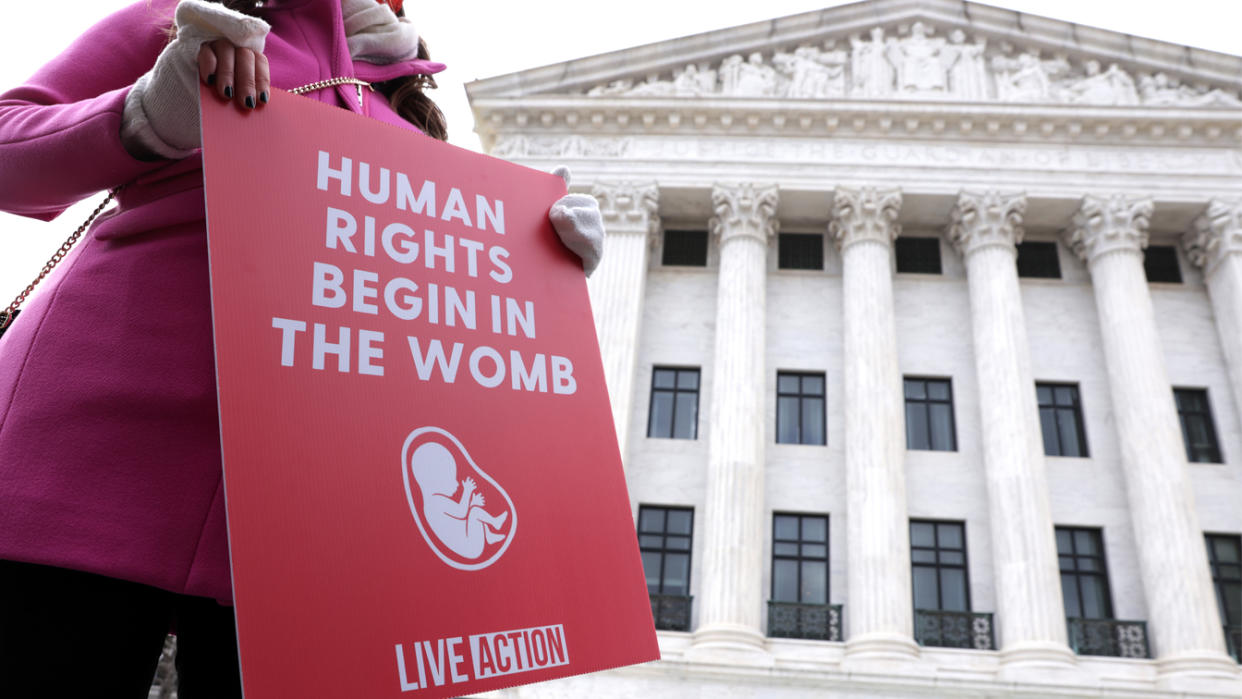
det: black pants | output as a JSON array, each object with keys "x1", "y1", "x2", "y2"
[{"x1": 0, "y1": 559, "x2": 242, "y2": 698}]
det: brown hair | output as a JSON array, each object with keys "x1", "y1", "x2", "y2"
[{"x1": 210, "y1": 0, "x2": 447, "y2": 140}]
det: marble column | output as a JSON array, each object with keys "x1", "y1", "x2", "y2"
[
  {"x1": 1186, "y1": 200, "x2": 1242, "y2": 436},
  {"x1": 948, "y1": 192, "x2": 1074, "y2": 667},
  {"x1": 1066, "y1": 195, "x2": 1236, "y2": 677},
  {"x1": 587, "y1": 181, "x2": 660, "y2": 466},
  {"x1": 691, "y1": 183, "x2": 779, "y2": 654},
  {"x1": 830, "y1": 187, "x2": 918, "y2": 659}
]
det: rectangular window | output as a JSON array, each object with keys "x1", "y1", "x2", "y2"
[
  {"x1": 1057, "y1": 527, "x2": 1114, "y2": 619},
  {"x1": 895, "y1": 237, "x2": 942, "y2": 274},
  {"x1": 1206, "y1": 534, "x2": 1242, "y2": 631},
  {"x1": 904, "y1": 377, "x2": 957, "y2": 451},
  {"x1": 910, "y1": 520, "x2": 970, "y2": 612},
  {"x1": 1175, "y1": 388, "x2": 1223, "y2": 463},
  {"x1": 778, "y1": 233, "x2": 824, "y2": 270},
  {"x1": 1037, "y1": 383, "x2": 1089, "y2": 457},
  {"x1": 776, "y1": 372, "x2": 826, "y2": 445},
  {"x1": 771, "y1": 513, "x2": 829, "y2": 605},
  {"x1": 1017, "y1": 241, "x2": 1062, "y2": 279},
  {"x1": 1144, "y1": 245, "x2": 1183, "y2": 283},
  {"x1": 647, "y1": 367, "x2": 699, "y2": 439},
  {"x1": 639, "y1": 505, "x2": 694, "y2": 632},
  {"x1": 661, "y1": 230, "x2": 708, "y2": 266}
]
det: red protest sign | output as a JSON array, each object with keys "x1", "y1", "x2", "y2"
[{"x1": 200, "y1": 86, "x2": 658, "y2": 698}]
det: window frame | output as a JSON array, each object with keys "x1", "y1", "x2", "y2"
[
  {"x1": 637, "y1": 505, "x2": 695, "y2": 597},
  {"x1": 1174, "y1": 388, "x2": 1223, "y2": 463},
  {"x1": 909, "y1": 519, "x2": 972, "y2": 613},
  {"x1": 647, "y1": 367, "x2": 700, "y2": 440},
  {"x1": 776, "y1": 371, "x2": 827, "y2": 446},
  {"x1": 895, "y1": 236, "x2": 943, "y2": 275},
  {"x1": 1037, "y1": 382, "x2": 1090, "y2": 458},
  {"x1": 1205, "y1": 533, "x2": 1241, "y2": 628},
  {"x1": 1016, "y1": 240, "x2": 1062, "y2": 279},
  {"x1": 1057, "y1": 526, "x2": 1115, "y2": 620},
  {"x1": 661, "y1": 229, "x2": 709, "y2": 267},
  {"x1": 770, "y1": 512, "x2": 830, "y2": 605},
  {"x1": 903, "y1": 376, "x2": 958, "y2": 452},
  {"x1": 777, "y1": 233, "x2": 825, "y2": 271}
]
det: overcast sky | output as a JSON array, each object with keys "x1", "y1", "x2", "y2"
[{"x1": 2, "y1": 0, "x2": 1241, "y2": 301}]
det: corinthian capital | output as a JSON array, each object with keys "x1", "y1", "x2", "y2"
[
  {"x1": 948, "y1": 191, "x2": 1027, "y2": 258},
  {"x1": 1185, "y1": 199, "x2": 1242, "y2": 278},
  {"x1": 709, "y1": 183, "x2": 780, "y2": 245},
  {"x1": 1065, "y1": 194, "x2": 1154, "y2": 265},
  {"x1": 591, "y1": 181, "x2": 660, "y2": 243},
  {"x1": 829, "y1": 187, "x2": 902, "y2": 251}
]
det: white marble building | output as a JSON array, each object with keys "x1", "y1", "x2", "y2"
[{"x1": 467, "y1": 0, "x2": 1242, "y2": 695}]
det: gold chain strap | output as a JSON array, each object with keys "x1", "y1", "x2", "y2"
[
  {"x1": 289, "y1": 77, "x2": 373, "y2": 95},
  {"x1": 1, "y1": 187, "x2": 122, "y2": 332}
]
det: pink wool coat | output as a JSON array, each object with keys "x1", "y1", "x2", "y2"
[{"x1": 0, "y1": 0, "x2": 439, "y2": 602}]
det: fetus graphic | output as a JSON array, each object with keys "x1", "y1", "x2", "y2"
[{"x1": 401, "y1": 427, "x2": 516, "y2": 570}]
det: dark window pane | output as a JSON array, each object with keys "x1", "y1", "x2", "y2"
[
  {"x1": 1056, "y1": 529, "x2": 1072, "y2": 554},
  {"x1": 653, "y1": 370, "x2": 676, "y2": 389},
  {"x1": 911, "y1": 523, "x2": 936, "y2": 548},
  {"x1": 662, "y1": 230, "x2": 708, "y2": 266},
  {"x1": 905, "y1": 379, "x2": 927, "y2": 400},
  {"x1": 913, "y1": 567, "x2": 939, "y2": 609},
  {"x1": 929, "y1": 403, "x2": 955, "y2": 451},
  {"x1": 1040, "y1": 407, "x2": 1060, "y2": 455},
  {"x1": 667, "y1": 509, "x2": 692, "y2": 535},
  {"x1": 895, "y1": 237, "x2": 942, "y2": 274},
  {"x1": 773, "y1": 559, "x2": 798, "y2": 602},
  {"x1": 1059, "y1": 555, "x2": 1074, "y2": 571},
  {"x1": 802, "y1": 517, "x2": 826, "y2": 543},
  {"x1": 1222, "y1": 582, "x2": 1241, "y2": 621},
  {"x1": 940, "y1": 568, "x2": 968, "y2": 611},
  {"x1": 1054, "y1": 386, "x2": 1075, "y2": 405},
  {"x1": 677, "y1": 370, "x2": 699, "y2": 390},
  {"x1": 642, "y1": 551, "x2": 662, "y2": 591},
  {"x1": 778, "y1": 374, "x2": 800, "y2": 393},
  {"x1": 912, "y1": 549, "x2": 937, "y2": 563},
  {"x1": 940, "y1": 551, "x2": 965, "y2": 566},
  {"x1": 907, "y1": 403, "x2": 930, "y2": 450},
  {"x1": 774, "y1": 542, "x2": 799, "y2": 556},
  {"x1": 666, "y1": 536, "x2": 691, "y2": 551},
  {"x1": 1074, "y1": 530, "x2": 1098, "y2": 555},
  {"x1": 802, "y1": 375, "x2": 825, "y2": 395},
  {"x1": 1080, "y1": 576, "x2": 1108, "y2": 619},
  {"x1": 1144, "y1": 245, "x2": 1182, "y2": 283},
  {"x1": 1078, "y1": 558, "x2": 1099, "y2": 572},
  {"x1": 663, "y1": 553, "x2": 690, "y2": 595},
  {"x1": 640, "y1": 534, "x2": 664, "y2": 548},
  {"x1": 640, "y1": 508, "x2": 665, "y2": 533},
  {"x1": 801, "y1": 544, "x2": 827, "y2": 559},
  {"x1": 1056, "y1": 409, "x2": 1082, "y2": 457},
  {"x1": 673, "y1": 392, "x2": 698, "y2": 439},
  {"x1": 927, "y1": 381, "x2": 950, "y2": 401},
  {"x1": 801, "y1": 398, "x2": 825, "y2": 446},
  {"x1": 1214, "y1": 538, "x2": 1241, "y2": 564},
  {"x1": 648, "y1": 392, "x2": 673, "y2": 438},
  {"x1": 774, "y1": 515, "x2": 799, "y2": 540},
  {"x1": 1016, "y1": 241, "x2": 1061, "y2": 278},
  {"x1": 778, "y1": 233, "x2": 824, "y2": 270},
  {"x1": 1037, "y1": 385, "x2": 1054, "y2": 405},
  {"x1": 938, "y1": 523, "x2": 963, "y2": 549},
  {"x1": 1061, "y1": 573, "x2": 1081, "y2": 617},
  {"x1": 801, "y1": 561, "x2": 828, "y2": 604},
  {"x1": 777, "y1": 397, "x2": 800, "y2": 444}
]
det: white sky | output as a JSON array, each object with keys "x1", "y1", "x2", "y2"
[{"x1": 2, "y1": 0, "x2": 1241, "y2": 303}]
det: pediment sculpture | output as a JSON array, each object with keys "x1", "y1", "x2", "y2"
[{"x1": 583, "y1": 22, "x2": 1242, "y2": 109}]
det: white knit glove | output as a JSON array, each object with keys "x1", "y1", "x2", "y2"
[
  {"x1": 341, "y1": 0, "x2": 419, "y2": 63},
  {"x1": 121, "y1": 0, "x2": 270, "y2": 159},
  {"x1": 549, "y1": 167, "x2": 604, "y2": 277}
]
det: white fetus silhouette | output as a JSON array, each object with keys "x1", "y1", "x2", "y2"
[{"x1": 410, "y1": 441, "x2": 509, "y2": 560}]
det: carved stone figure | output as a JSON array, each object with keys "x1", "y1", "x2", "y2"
[
  {"x1": 720, "y1": 52, "x2": 778, "y2": 97},
  {"x1": 673, "y1": 63, "x2": 718, "y2": 96},
  {"x1": 587, "y1": 79, "x2": 633, "y2": 97},
  {"x1": 1065, "y1": 60, "x2": 1138, "y2": 106},
  {"x1": 773, "y1": 44, "x2": 847, "y2": 98},
  {"x1": 945, "y1": 30, "x2": 988, "y2": 100},
  {"x1": 1139, "y1": 72, "x2": 1242, "y2": 108},
  {"x1": 993, "y1": 53, "x2": 1051, "y2": 103},
  {"x1": 851, "y1": 27, "x2": 894, "y2": 97},
  {"x1": 885, "y1": 22, "x2": 951, "y2": 95}
]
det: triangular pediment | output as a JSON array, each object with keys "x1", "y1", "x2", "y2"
[{"x1": 467, "y1": 0, "x2": 1242, "y2": 110}]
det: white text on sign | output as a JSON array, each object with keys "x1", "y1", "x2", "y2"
[{"x1": 394, "y1": 624, "x2": 569, "y2": 692}]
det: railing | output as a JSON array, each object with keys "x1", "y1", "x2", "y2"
[
  {"x1": 649, "y1": 593, "x2": 692, "y2": 632},
  {"x1": 767, "y1": 601, "x2": 843, "y2": 641},
  {"x1": 1067, "y1": 618, "x2": 1150, "y2": 658},
  {"x1": 914, "y1": 609, "x2": 995, "y2": 650},
  {"x1": 1227, "y1": 624, "x2": 1241, "y2": 663}
]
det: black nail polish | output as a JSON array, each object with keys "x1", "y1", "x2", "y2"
[
  {"x1": 259, "y1": 91, "x2": 269, "y2": 104},
  {"x1": 224, "y1": 85, "x2": 233, "y2": 99},
  {"x1": 206, "y1": 73, "x2": 216, "y2": 86},
  {"x1": 245, "y1": 95, "x2": 255, "y2": 109}
]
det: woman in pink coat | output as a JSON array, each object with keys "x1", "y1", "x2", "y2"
[{"x1": 0, "y1": 1, "x2": 601, "y2": 696}]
